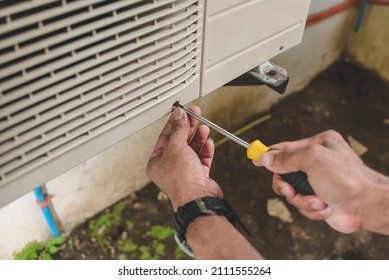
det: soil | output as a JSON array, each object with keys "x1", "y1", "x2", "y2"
[{"x1": 55, "y1": 59, "x2": 389, "y2": 260}]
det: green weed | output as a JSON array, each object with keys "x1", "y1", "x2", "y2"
[
  {"x1": 121, "y1": 239, "x2": 138, "y2": 253},
  {"x1": 116, "y1": 225, "x2": 174, "y2": 260},
  {"x1": 150, "y1": 225, "x2": 174, "y2": 240},
  {"x1": 139, "y1": 245, "x2": 154, "y2": 260},
  {"x1": 152, "y1": 240, "x2": 165, "y2": 256},
  {"x1": 14, "y1": 237, "x2": 64, "y2": 260},
  {"x1": 175, "y1": 247, "x2": 186, "y2": 260},
  {"x1": 89, "y1": 202, "x2": 125, "y2": 251},
  {"x1": 135, "y1": 226, "x2": 174, "y2": 259}
]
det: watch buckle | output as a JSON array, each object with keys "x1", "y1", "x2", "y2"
[{"x1": 195, "y1": 198, "x2": 215, "y2": 215}]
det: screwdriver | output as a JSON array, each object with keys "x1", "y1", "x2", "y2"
[{"x1": 173, "y1": 102, "x2": 314, "y2": 195}]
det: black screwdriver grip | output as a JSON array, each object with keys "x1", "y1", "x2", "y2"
[{"x1": 280, "y1": 171, "x2": 314, "y2": 195}]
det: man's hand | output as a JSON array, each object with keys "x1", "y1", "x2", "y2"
[
  {"x1": 253, "y1": 130, "x2": 389, "y2": 234},
  {"x1": 146, "y1": 106, "x2": 223, "y2": 210},
  {"x1": 147, "y1": 106, "x2": 261, "y2": 259}
]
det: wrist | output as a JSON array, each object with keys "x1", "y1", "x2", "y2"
[
  {"x1": 169, "y1": 180, "x2": 222, "y2": 211},
  {"x1": 186, "y1": 215, "x2": 262, "y2": 259},
  {"x1": 359, "y1": 170, "x2": 389, "y2": 234},
  {"x1": 171, "y1": 196, "x2": 252, "y2": 258}
]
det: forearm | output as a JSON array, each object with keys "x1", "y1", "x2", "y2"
[
  {"x1": 186, "y1": 215, "x2": 263, "y2": 260},
  {"x1": 360, "y1": 171, "x2": 389, "y2": 235}
]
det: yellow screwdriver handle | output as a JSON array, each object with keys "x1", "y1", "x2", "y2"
[
  {"x1": 247, "y1": 140, "x2": 269, "y2": 160},
  {"x1": 246, "y1": 140, "x2": 314, "y2": 195}
]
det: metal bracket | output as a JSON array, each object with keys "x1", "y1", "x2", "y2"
[
  {"x1": 224, "y1": 61, "x2": 289, "y2": 94},
  {"x1": 249, "y1": 61, "x2": 288, "y2": 87}
]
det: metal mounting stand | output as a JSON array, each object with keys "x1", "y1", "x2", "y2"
[{"x1": 224, "y1": 61, "x2": 289, "y2": 94}]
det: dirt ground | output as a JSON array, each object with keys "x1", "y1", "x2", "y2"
[{"x1": 55, "y1": 59, "x2": 389, "y2": 260}]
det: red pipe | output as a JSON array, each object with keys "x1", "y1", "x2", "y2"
[
  {"x1": 306, "y1": 0, "x2": 389, "y2": 28},
  {"x1": 358, "y1": 0, "x2": 389, "y2": 4}
]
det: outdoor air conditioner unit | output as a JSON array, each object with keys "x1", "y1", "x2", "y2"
[{"x1": 0, "y1": 0, "x2": 311, "y2": 207}]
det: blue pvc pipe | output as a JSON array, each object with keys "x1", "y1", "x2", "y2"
[
  {"x1": 34, "y1": 186, "x2": 61, "y2": 237},
  {"x1": 354, "y1": 0, "x2": 369, "y2": 32}
]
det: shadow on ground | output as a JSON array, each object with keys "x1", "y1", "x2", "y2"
[{"x1": 54, "y1": 60, "x2": 389, "y2": 260}]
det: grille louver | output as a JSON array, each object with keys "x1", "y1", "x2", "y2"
[{"x1": 0, "y1": 0, "x2": 203, "y2": 204}]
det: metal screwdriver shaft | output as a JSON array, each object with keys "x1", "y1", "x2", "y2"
[
  {"x1": 173, "y1": 102, "x2": 250, "y2": 149},
  {"x1": 172, "y1": 101, "x2": 315, "y2": 195}
]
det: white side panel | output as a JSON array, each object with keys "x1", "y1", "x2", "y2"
[
  {"x1": 207, "y1": 0, "x2": 250, "y2": 15},
  {"x1": 201, "y1": 0, "x2": 311, "y2": 95}
]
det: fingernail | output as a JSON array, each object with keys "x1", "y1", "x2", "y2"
[
  {"x1": 173, "y1": 108, "x2": 184, "y2": 121},
  {"x1": 279, "y1": 183, "x2": 294, "y2": 197},
  {"x1": 319, "y1": 207, "x2": 331, "y2": 219},
  {"x1": 260, "y1": 153, "x2": 273, "y2": 167},
  {"x1": 310, "y1": 200, "x2": 324, "y2": 210},
  {"x1": 279, "y1": 185, "x2": 289, "y2": 197}
]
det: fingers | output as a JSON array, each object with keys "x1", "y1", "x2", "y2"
[
  {"x1": 200, "y1": 139, "x2": 214, "y2": 177},
  {"x1": 150, "y1": 113, "x2": 174, "y2": 158},
  {"x1": 259, "y1": 144, "x2": 328, "y2": 175},
  {"x1": 269, "y1": 136, "x2": 314, "y2": 151},
  {"x1": 298, "y1": 207, "x2": 331, "y2": 221},
  {"x1": 253, "y1": 130, "x2": 345, "y2": 170},
  {"x1": 190, "y1": 124, "x2": 210, "y2": 154},
  {"x1": 188, "y1": 105, "x2": 201, "y2": 141},
  {"x1": 151, "y1": 107, "x2": 191, "y2": 157},
  {"x1": 168, "y1": 107, "x2": 190, "y2": 148},
  {"x1": 285, "y1": 195, "x2": 330, "y2": 220},
  {"x1": 270, "y1": 130, "x2": 345, "y2": 150},
  {"x1": 285, "y1": 194, "x2": 327, "y2": 212},
  {"x1": 271, "y1": 174, "x2": 296, "y2": 198},
  {"x1": 188, "y1": 122, "x2": 214, "y2": 176},
  {"x1": 271, "y1": 173, "x2": 330, "y2": 220},
  {"x1": 252, "y1": 139, "x2": 315, "y2": 169}
]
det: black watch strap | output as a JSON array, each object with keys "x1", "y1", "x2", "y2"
[{"x1": 171, "y1": 196, "x2": 250, "y2": 257}]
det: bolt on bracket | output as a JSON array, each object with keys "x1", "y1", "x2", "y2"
[
  {"x1": 224, "y1": 61, "x2": 289, "y2": 94},
  {"x1": 249, "y1": 61, "x2": 288, "y2": 87}
]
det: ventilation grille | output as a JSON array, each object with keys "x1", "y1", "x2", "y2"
[{"x1": 0, "y1": 0, "x2": 202, "y2": 189}]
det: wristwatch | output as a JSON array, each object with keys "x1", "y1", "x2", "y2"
[{"x1": 171, "y1": 196, "x2": 250, "y2": 257}]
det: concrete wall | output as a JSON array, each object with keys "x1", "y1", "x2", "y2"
[
  {"x1": 0, "y1": 2, "x2": 355, "y2": 259},
  {"x1": 346, "y1": 5, "x2": 389, "y2": 81}
]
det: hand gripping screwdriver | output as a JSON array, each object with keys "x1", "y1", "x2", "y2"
[{"x1": 173, "y1": 102, "x2": 314, "y2": 195}]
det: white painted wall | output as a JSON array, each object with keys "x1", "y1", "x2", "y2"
[{"x1": 0, "y1": 1, "x2": 355, "y2": 259}]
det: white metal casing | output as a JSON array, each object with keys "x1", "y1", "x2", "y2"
[
  {"x1": 0, "y1": 0, "x2": 310, "y2": 207},
  {"x1": 202, "y1": 0, "x2": 311, "y2": 94}
]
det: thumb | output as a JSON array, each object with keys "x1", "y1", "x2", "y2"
[
  {"x1": 259, "y1": 150, "x2": 302, "y2": 174},
  {"x1": 169, "y1": 107, "x2": 190, "y2": 146}
]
